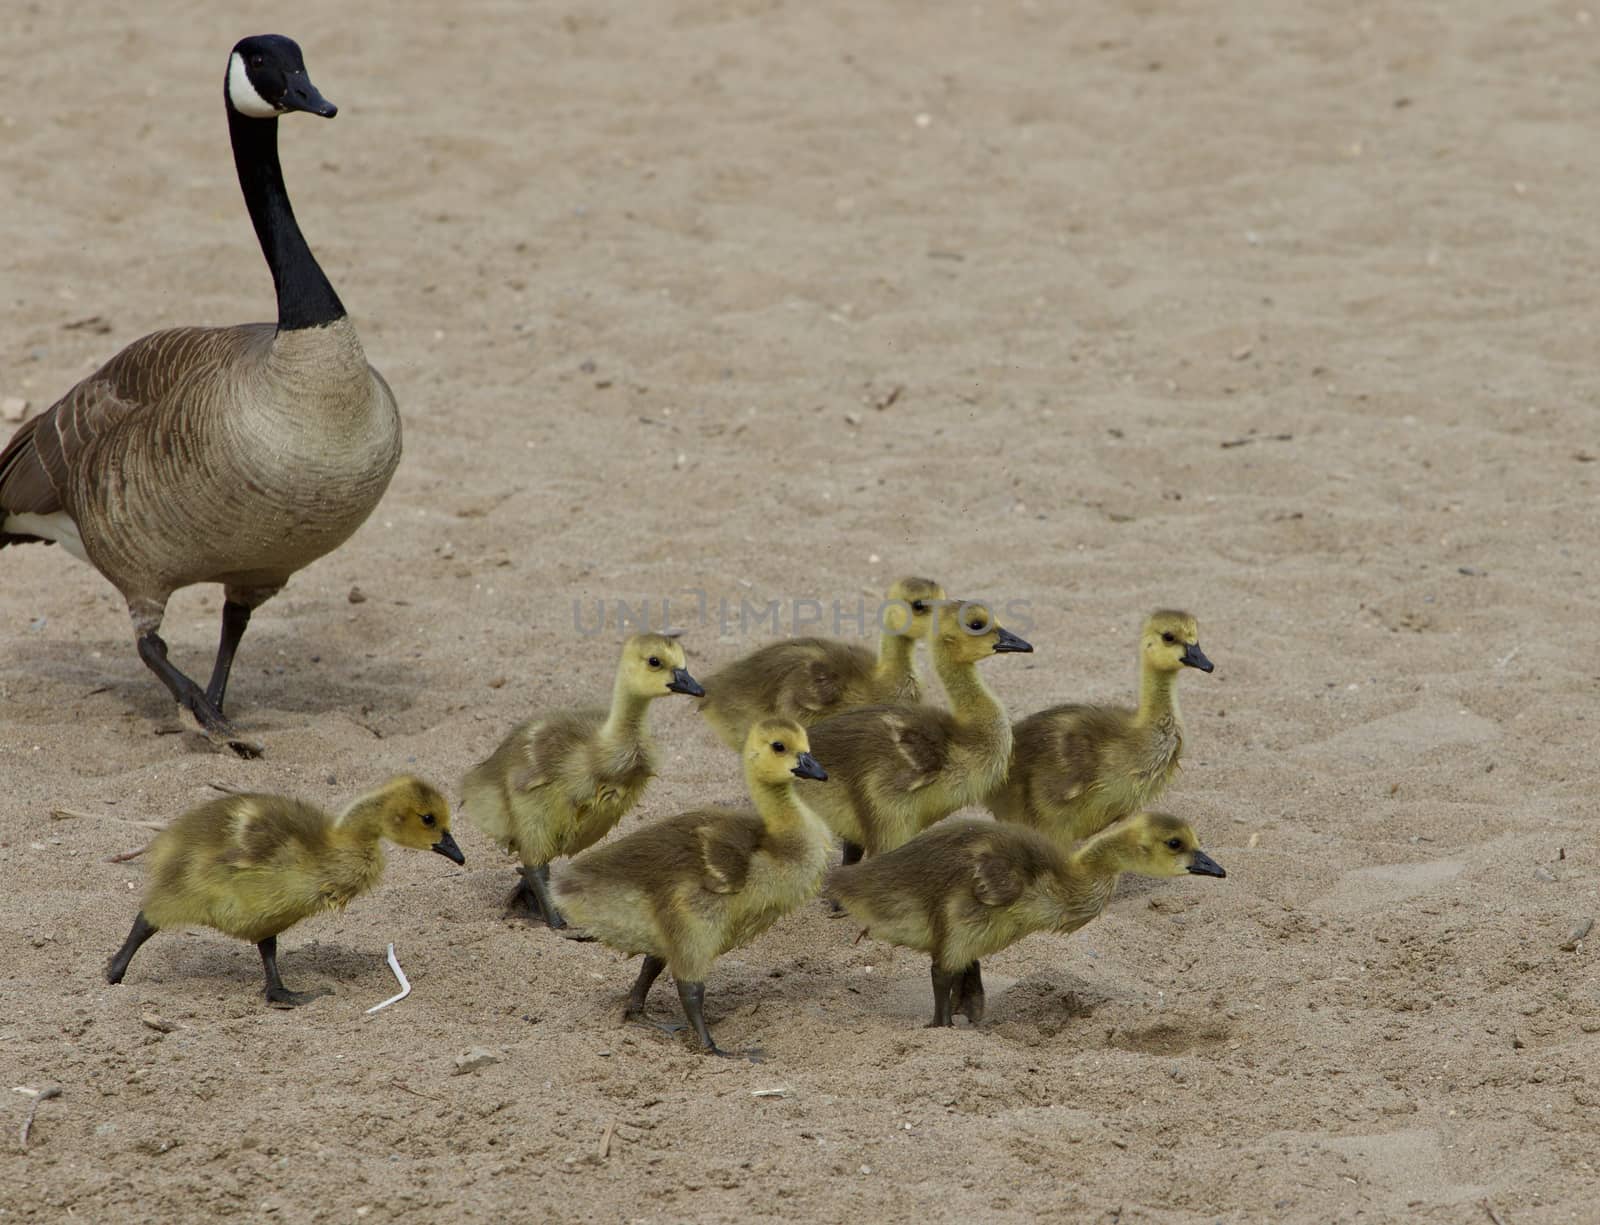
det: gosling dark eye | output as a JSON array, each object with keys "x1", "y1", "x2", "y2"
[
  {"x1": 422, "y1": 813, "x2": 437, "y2": 828},
  {"x1": 910, "y1": 600, "x2": 928, "y2": 614},
  {"x1": 1165, "y1": 837, "x2": 1183, "y2": 851},
  {"x1": 647, "y1": 656, "x2": 661, "y2": 669},
  {"x1": 771, "y1": 740, "x2": 786, "y2": 754},
  {"x1": 968, "y1": 620, "x2": 984, "y2": 631},
  {"x1": 1161, "y1": 632, "x2": 1176, "y2": 644}
]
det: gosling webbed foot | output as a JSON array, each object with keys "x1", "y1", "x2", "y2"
[
  {"x1": 256, "y1": 936, "x2": 322, "y2": 1008},
  {"x1": 265, "y1": 986, "x2": 326, "y2": 1009}
]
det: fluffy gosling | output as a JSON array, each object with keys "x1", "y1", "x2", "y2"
[
  {"x1": 828, "y1": 811, "x2": 1225, "y2": 1027},
  {"x1": 105, "y1": 776, "x2": 462, "y2": 1006}
]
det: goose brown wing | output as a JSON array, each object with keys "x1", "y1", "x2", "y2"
[
  {"x1": 1, "y1": 325, "x2": 270, "y2": 538},
  {"x1": 695, "y1": 815, "x2": 766, "y2": 894}
]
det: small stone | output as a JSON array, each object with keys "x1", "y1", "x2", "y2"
[
  {"x1": 844, "y1": 411, "x2": 862, "y2": 427},
  {"x1": 1511, "y1": 1034, "x2": 1526, "y2": 1049},
  {"x1": 1, "y1": 396, "x2": 28, "y2": 422},
  {"x1": 1457, "y1": 566, "x2": 1487, "y2": 577},
  {"x1": 859, "y1": 1164, "x2": 872, "y2": 1175},
  {"x1": 454, "y1": 1047, "x2": 502, "y2": 1075},
  {"x1": 1559, "y1": 918, "x2": 1593, "y2": 952},
  {"x1": 140, "y1": 1013, "x2": 177, "y2": 1034},
  {"x1": 1533, "y1": 867, "x2": 1557, "y2": 883},
  {"x1": 347, "y1": 586, "x2": 368, "y2": 604}
]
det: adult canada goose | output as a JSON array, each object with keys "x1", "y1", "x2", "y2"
[
  {"x1": 105, "y1": 776, "x2": 463, "y2": 1006},
  {"x1": 552, "y1": 719, "x2": 833, "y2": 1055},
  {"x1": 987, "y1": 611, "x2": 1213, "y2": 847},
  {"x1": 461, "y1": 633, "x2": 704, "y2": 932},
  {"x1": 828, "y1": 812, "x2": 1225, "y2": 1028},
  {"x1": 0, "y1": 35, "x2": 401, "y2": 756},
  {"x1": 695, "y1": 577, "x2": 947, "y2": 750},
  {"x1": 800, "y1": 599, "x2": 1032, "y2": 864}
]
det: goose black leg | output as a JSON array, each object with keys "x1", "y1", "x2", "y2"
[
  {"x1": 136, "y1": 630, "x2": 261, "y2": 758},
  {"x1": 623, "y1": 955, "x2": 683, "y2": 1034},
  {"x1": 955, "y1": 960, "x2": 985, "y2": 1024},
  {"x1": 928, "y1": 962, "x2": 958, "y2": 1028},
  {"x1": 204, "y1": 600, "x2": 252, "y2": 713},
  {"x1": 258, "y1": 936, "x2": 321, "y2": 1007},
  {"x1": 675, "y1": 979, "x2": 731, "y2": 1055},
  {"x1": 525, "y1": 864, "x2": 567, "y2": 929},
  {"x1": 105, "y1": 912, "x2": 158, "y2": 984}
]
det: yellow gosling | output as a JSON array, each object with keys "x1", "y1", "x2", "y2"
[
  {"x1": 552, "y1": 719, "x2": 833, "y2": 1055},
  {"x1": 988, "y1": 610, "x2": 1213, "y2": 846},
  {"x1": 105, "y1": 776, "x2": 462, "y2": 1006},
  {"x1": 828, "y1": 811, "x2": 1225, "y2": 1027},
  {"x1": 696, "y1": 577, "x2": 946, "y2": 750},
  {"x1": 461, "y1": 633, "x2": 703, "y2": 931}
]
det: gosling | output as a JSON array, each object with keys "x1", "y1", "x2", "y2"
[
  {"x1": 105, "y1": 776, "x2": 463, "y2": 1006},
  {"x1": 828, "y1": 811, "x2": 1225, "y2": 1028},
  {"x1": 461, "y1": 633, "x2": 703, "y2": 931},
  {"x1": 552, "y1": 719, "x2": 833, "y2": 1055},
  {"x1": 696, "y1": 576, "x2": 946, "y2": 750},
  {"x1": 802, "y1": 599, "x2": 1031, "y2": 865},
  {"x1": 987, "y1": 610, "x2": 1213, "y2": 847}
]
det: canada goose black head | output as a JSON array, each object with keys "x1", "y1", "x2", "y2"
[
  {"x1": 929, "y1": 598, "x2": 1034, "y2": 664},
  {"x1": 227, "y1": 34, "x2": 337, "y2": 120},
  {"x1": 1142, "y1": 609, "x2": 1212, "y2": 674}
]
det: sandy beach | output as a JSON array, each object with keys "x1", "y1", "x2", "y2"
[{"x1": 2, "y1": 1, "x2": 1597, "y2": 1221}]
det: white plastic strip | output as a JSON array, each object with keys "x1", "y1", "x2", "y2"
[{"x1": 365, "y1": 943, "x2": 411, "y2": 1014}]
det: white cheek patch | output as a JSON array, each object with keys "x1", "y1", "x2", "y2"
[{"x1": 227, "y1": 52, "x2": 281, "y2": 118}]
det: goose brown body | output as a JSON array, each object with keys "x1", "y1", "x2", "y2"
[
  {"x1": 696, "y1": 577, "x2": 945, "y2": 750},
  {"x1": 552, "y1": 719, "x2": 833, "y2": 1053},
  {"x1": 105, "y1": 775, "x2": 463, "y2": 1004},
  {"x1": 827, "y1": 811, "x2": 1226, "y2": 1026},
  {"x1": 0, "y1": 321, "x2": 399, "y2": 617},
  {"x1": 986, "y1": 611, "x2": 1213, "y2": 847},
  {"x1": 799, "y1": 600, "x2": 1032, "y2": 858}
]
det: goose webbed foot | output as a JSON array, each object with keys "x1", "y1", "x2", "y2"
[
  {"x1": 138, "y1": 630, "x2": 262, "y2": 757},
  {"x1": 954, "y1": 960, "x2": 985, "y2": 1025},
  {"x1": 105, "y1": 912, "x2": 158, "y2": 984},
  {"x1": 673, "y1": 978, "x2": 760, "y2": 1058},
  {"x1": 257, "y1": 936, "x2": 324, "y2": 1008},
  {"x1": 518, "y1": 863, "x2": 587, "y2": 936}
]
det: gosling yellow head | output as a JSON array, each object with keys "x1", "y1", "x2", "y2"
[
  {"x1": 1099, "y1": 811, "x2": 1225, "y2": 879},
  {"x1": 880, "y1": 576, "x2": 948, "y2": 638},
  {"x1": 619, "y1": 632, "x2": 704, "y2": 699},
  {"x1": 929, "y1": 598, "x2": 1034, "y2": 663},
  {"x1": 1141, "y1": 610, "x2": 1212, "y2": 675},
  {"x1": 743, "y1": 718, "x2": 829, "y2": 785},
  {"x1": 352, "y1": 775, "x2": 464, "y2": 862}
]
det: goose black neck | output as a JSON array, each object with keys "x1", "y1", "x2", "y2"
[{"x1": 228, "y1": 108, "x2": 345, "y2": 331}]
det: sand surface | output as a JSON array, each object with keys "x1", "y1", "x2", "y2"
[{"x1": 3, "y1": 1, "x2": 1598, "y2": 1221}]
